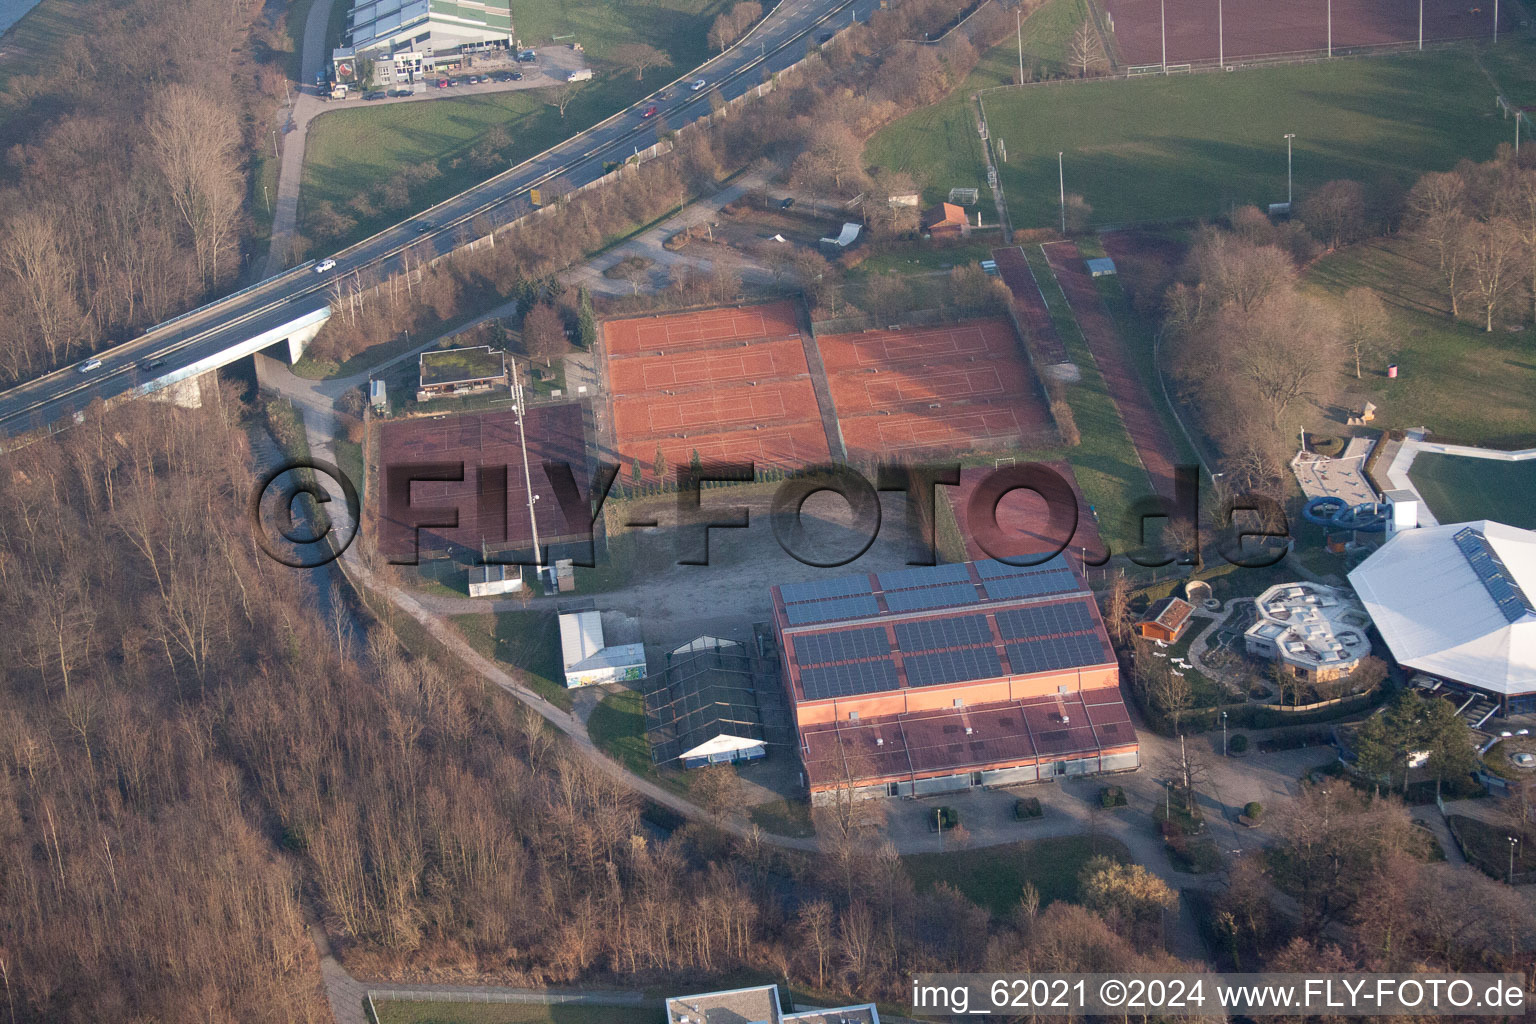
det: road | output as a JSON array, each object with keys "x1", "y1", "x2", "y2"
[{"x1": 0, "y1": 0, "x2": 872, "y2": 440}]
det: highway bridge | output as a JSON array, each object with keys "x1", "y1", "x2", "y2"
[{"x1": 0, "y1": 0, "x2": 872, "y2": 442}]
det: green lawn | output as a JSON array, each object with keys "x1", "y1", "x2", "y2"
[
  {"x1": 902, "y1": 833, "x2": 1132, "y2": 918},
  {"x1": 864, "y1": 0, "x2": 1094, "y2": 205},
  {"x1": 747, "y1": 797, "x2": 817, "y2": 838},
  {"x1": 587, "y1": 687, "x2": 653, "y2": 774},
  {"x1": 300, "y1": 0, "x2": 730, "y2": 249},
  {"x1": 371, "y1": 1000, "x2": 663, "y2": 1024},
  {"x1": 450, "y1": 610, "x2": 575, "y2": 710},
  {"x1": 978, "y1": 47, "x2": 1510, "y2": 230},
  {"x1": 1307, "y1": 239, "x2": 1536, "y2": 448},
  {"x1": 1407, "y1": 453, "x2": 1536, "y2": 530}
]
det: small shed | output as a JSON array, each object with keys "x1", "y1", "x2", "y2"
[
  {"x1": 922, "y1": 202, "x2": 968, "y2": 238},
  {"x1": 1137, "y1": 596, "x2": 1194, "y2": 643},
  {"x1": 468, "y1": 563, "x2": 523, "y2": 598},
  {"x1": 558, "y1": 609, "x2": 646, "y2": 687},
  {"x1": 417, "y1": 345, "x2": 508, "y2": 401},
  {"x1": 1086, "y1": 257, "x2": 1117, "y2": 277},
  {"x1": 368, "y1": 378, "x2": 387, "y2": 413}
]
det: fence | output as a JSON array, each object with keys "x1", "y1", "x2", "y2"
[
  {"x1": 364, "y1": 985, "x2": 655, "y2": 1024},
  {"x1": 807, "y1": 301, "x2": 1004, "y2": 337}
]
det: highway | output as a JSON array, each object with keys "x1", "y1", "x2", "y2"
[{"x1": 0, "y1": 0, "x2": 874, "y2": 440}]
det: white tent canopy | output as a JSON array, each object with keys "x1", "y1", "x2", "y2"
[{"x1": 1349, "y1": 520, "x2": 1536, "y2": 696}]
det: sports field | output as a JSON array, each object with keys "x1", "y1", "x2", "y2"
[
  {"x1": 1407, "y1": 453, "x2": 1536, "y2": 530},
  {"x1": 376, "y1": 405, "x2": 590, "y2": 560},
  {"x1": 979, "y1": 48, "x2": 1510, "y2": 228},
  {"x1": 816, "y1": 319, "x2": 1055, "y2": 462},
  {"x1": 603, "y1": 302, "x2": 831, "y2": 478},
  {"x1": 1103, "y1": 0, "x2": 1511, "y2": 66},
  {"x1": 951, "y1": 463, "x2": 1108, "y2": 564}
]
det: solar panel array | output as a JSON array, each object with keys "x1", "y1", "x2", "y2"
[
  {"x1": 780, "y1": 575, "x2": 873, "y2": 604},
  {"x1": 784, "y1": 594, "x2": 881, "y2": 625},
  {"x1": 981, "y1": 567, "x2": 1080, "y2": 601},
  {"x1": 975, "y1": 553, "x2": 1071, "y2": 578},
  {"x1": 800, "y1": 659, "x2": 900, "y2": 700},
  {"x1": 877, "y1": 563, "x2": 972, "y2": 591},
  {"x1": 793, "y1": 626, "x2": 891, "y2": 666},
  {"x1": 1006, "y1": 633, "x2": 1108, "y2": 674},
  {"x1": 905, "y1": 646, "x2": 1003, "y2": 688},
  {"x1": 1454, "y1": 527, "x2": 1536, "y2": 624},
  {"x1": 884, "y1": 581, "x2": 979, "y2": 613},
  {"x1": 996, "y1": 602, "x2": 1096, "y2": 640},
  {"x1": 895, "y1": 613, "x2": 992, "y2": 653}
]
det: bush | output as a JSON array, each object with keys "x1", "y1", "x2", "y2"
[
  {"x1": 1014, "y1": 797, "x2": 1043, "y2": 819},
  {"x1": 1243, "y1": 801, "x2": 1263, "y2": 821},
  {"x1": 1099, "y1": 786, "x2": 1127, "y2": 809},
  {"x1": 929, "y1": 806, "x2": 961, "y2": 831},
  {"x1": 1166, "y1": 834, "x2": 1223, "y2": 874},
  {"x1": 1228, "y1": 734, "x2": 1249, "y2": 754}
]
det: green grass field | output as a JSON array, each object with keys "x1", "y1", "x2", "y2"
[
  {"x1": 371, "y1": 1000, "x2": 664, "y2": 1024},
  {"x1": 902, "y1": 833, "x2": 1132, "y2": 918},
  {"x1": 863, "y1": 0, "x2": 1093, "y2": 205},
  {"x1": 587, "y1": 687, "x2": 653, "y2": 773},
  {"x1": 977, "y1": 47, "x2": 1510, "y2": 229},
  {"x1": 1307, "y1": 239, "x2": 1536, "y2": 448},
  {"x1": 300, "y1": 0, "x2": 729, "y2": 248},
  {"x1": 1406, "y1": 453, "x2": 1536, "y2": 530},
  {"x1": 450, "y1": 611, "x2": 575, "y2": 710}
]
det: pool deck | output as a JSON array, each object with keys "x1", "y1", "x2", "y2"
[{"x1": 1291, "y1": 436, "x2": 1377, "y2": 507}]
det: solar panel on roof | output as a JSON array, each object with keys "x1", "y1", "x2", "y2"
[
  {"x1": 800, "y1": 659, "x2": 900, "y2": 700},
  {"x1": 904, "y1": 646, "x2": 1003, "y2": 687},
  {"x1": 975, "y1": 553, "x2": 1071, "y2": 579},
  {"x1": 780, "y1": 574, "x2": 873, "y2": 604},
  {"x1": 877, "y1": 563, "x2": 971, "y2": 591},
  {"x1": 793, "y1": 626, "x2": 891, "y2": 666},
  {"x1": 883, "y1": 582, "x2": 978, "y2": 612},
  {"x1": 1454, "y1": 527, "x2": 1536, "y2": 624},
  {"x1": 1005, "y1": 633, "x2": 1108, "y2": 674},
  {"x1": 995, "y1": 602, "x2": 1096, "y2": 640},
  {"x1": 784, "y1": 594, "x2": 881, "y2": 625},
  {"x1": 894, "y1": 614, "x2": 993, "y2": 653},
  {"x1": 982, "y1": 569, "x2": 1079, "y2": 601}
]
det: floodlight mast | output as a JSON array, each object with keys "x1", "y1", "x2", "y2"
[{"x1": 511, "y1": 358, "x2": 543, "y2": 576}]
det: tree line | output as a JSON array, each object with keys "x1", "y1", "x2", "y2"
[{"x1": 0, "y1": 0, "x2": 286, "y2": 383}]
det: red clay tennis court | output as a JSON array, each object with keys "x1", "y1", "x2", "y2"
[
  {"x1": 1103, "y1": 0, "x2": 1511, "y2": 66},
  {"x1": 816, "y1": 318, "x2": 1054, "y2": 462},
  {"x1": 603, "y1": 301, "x2": 831, "y2": 478},
  {"x1": 951, "y1": 463, "x2": 1108, "y2": 565}
]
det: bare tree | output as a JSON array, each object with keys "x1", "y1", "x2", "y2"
[
  {"x1": 1067, "y1": 19, "x2": 1107, "y2": 77},
  {"x1": 547, "y1": 80, "x2": 575, "y2": 119},
  {"x1": 522, "y1": 300, "x2": 567, "y2": 365},
  {"x1": 1338, "y1": 286, "x2": 1390, "y2": 378},
  {"x1": 612, "y1": 43, "x2": 669, "y2": 81},
  {"x1": 1298, "y1": 179, "x2": 1366, "y2": 250},
  {"x1": 1465, "y1": 216, "x2": 1524, "y2": 331},
  {"x1": 147, "y1": 86, "x2": 243, "y2": 287}
]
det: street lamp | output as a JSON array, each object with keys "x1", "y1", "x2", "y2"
[
  {"x1": 1058, "y1": 152, "x2": 1066, "y2": 234},
  {"x1": 1327, "y1": 0, "x2": 1332, "y2": 58},
  {"x1": 1218, "y1": 0, "x2": 1224, "y2": 68},
  {"x1": 1160, "y1": 0, "x2": 1167, "y2": 73},
  {"x1": 1284, "y1": 133, "x2": 1296, "y2": 208},
  {"x1": 1222, "y1": 710, "x2": 1229, "y2": 756},
  {"x1": 1510, "y1": 835, "x2": 1520, "y2": 883}
]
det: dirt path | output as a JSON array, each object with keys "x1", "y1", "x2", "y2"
[
  {"x1": 992, "y1": 246, "x2": 1070, "y2": 366},
  {"x1": 1042, "y1": 239, "x2": 1181, "y2": 501}
]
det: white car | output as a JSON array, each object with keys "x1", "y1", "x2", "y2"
[
  {"x1": 77, "y1": 359, "x2": 103, "y2": 374},
  {"x1": 690, "y1": 78, "x2": 707, "y2": 91},
  {"x1": 315, "y1": 258, "x2": 337, "y2": 274}
]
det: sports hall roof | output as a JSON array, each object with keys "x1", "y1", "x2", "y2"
[
  {"x1": 1350, "y1": 520, "x2": 1536, "y2": 695},
  {"x1": 772, "y1": 555, "x2": 1113, "y2": 702}
]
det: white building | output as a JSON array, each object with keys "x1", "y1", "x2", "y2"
[
  {"x1": 1244, "y1": 581, "x2": 1371, "y2": 682},
  {"x1": 467, "y1": 563, "x2": 522, "y2": 597},
  {"x1": 667, "y1": 983, "x2": 878, "y2": 1024},
  {"x1": 558, "y1": 610, "x2": 645, "y2": 688},
  {"x1": 334, "y1": 0, "x2": 513, "y2": 86},
  {"x1": 1350, "y1": 520, "x2": 1536, "y2": 714}
]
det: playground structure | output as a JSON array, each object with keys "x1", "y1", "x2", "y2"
[{"x1": 1303, "y1": 496, "x2": 1388, "y2": 533}]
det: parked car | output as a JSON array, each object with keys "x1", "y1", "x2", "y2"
[
  {"x1": 447, "y1": 78, "x2": 460, "y2": 86},
  {"x1": 467, "y1": 75, "x2": 480, "y2": 84},
  {"x1": 689, "y1": 78, "x2": 707, "y2": 91},
  {"x1": 77, "y1": 359, "x2": 103, "y2": 374},
  {"x1": 517, "y1": 49, "x2": 537, "y2": 62},
  {"x1": 314, "y1": 258, "x2": 337, "y2": 273},
  {"x1": 510, "y1": 71, "x2": 523, "y2": 81},
  {"x1": 363, "y1": 91, "x2": 386, "y2": 101},
  {"x1": 780, "y1": 197, "x2": 795, "y2": 209},
  {"x1": 436, "y1": 79, "x2": 449, "y2": 88},
  {"x1": 641, "y1": 104, "x2": 659, "y2": 118}
]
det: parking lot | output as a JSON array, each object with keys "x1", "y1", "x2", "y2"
[{"x1": 323, "y1": 44, "x2": 589, "y2": 107}]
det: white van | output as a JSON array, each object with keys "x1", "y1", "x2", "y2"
[{"x1": 567, "y1": 68, "x2": 592, "y2": 82}]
